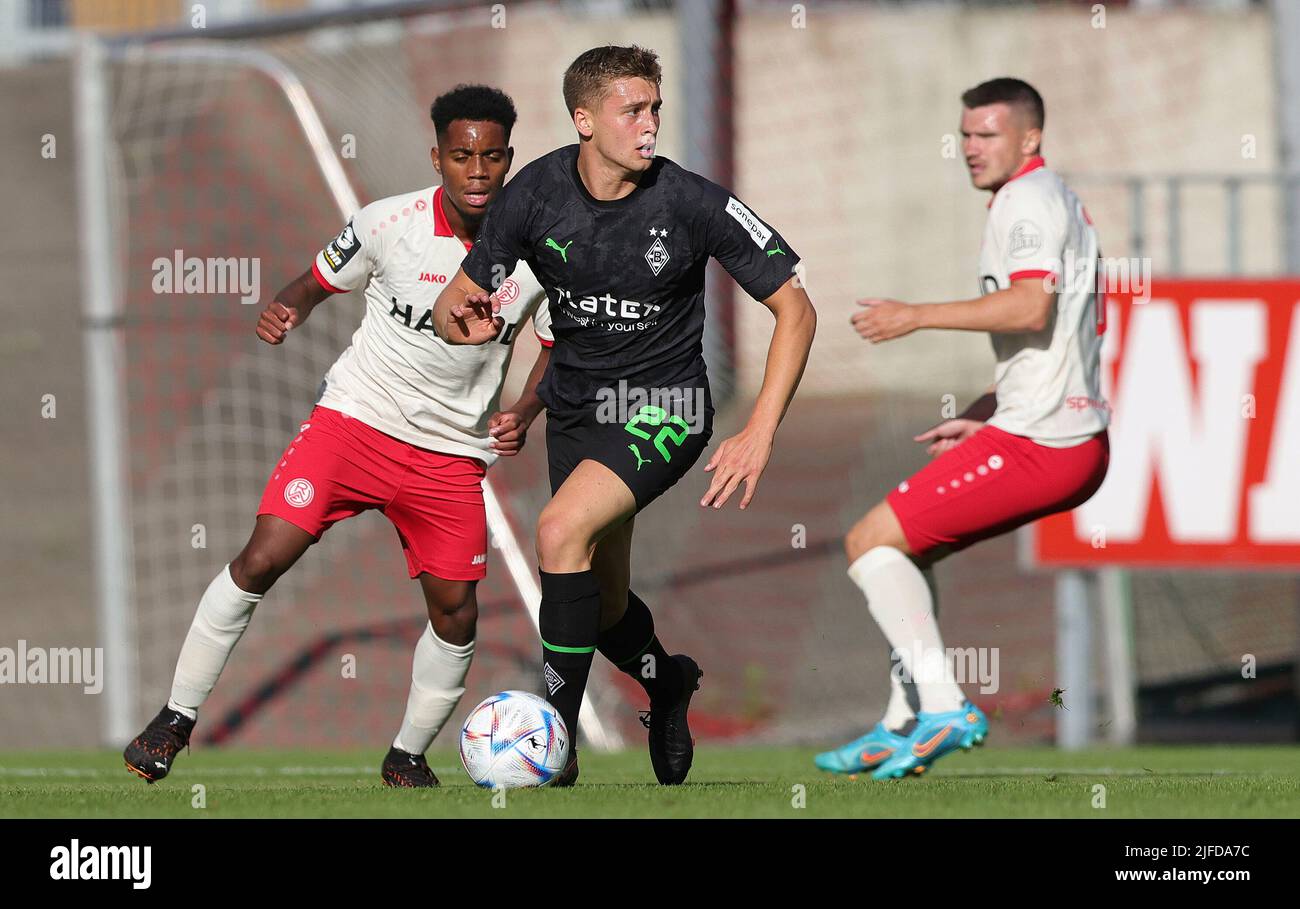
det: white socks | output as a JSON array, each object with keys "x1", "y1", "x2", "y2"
[
  {"x1": 881, "y1": 648, "x2": 920, "y2": 730},
  {"x1": 165, "y1": 565, "x2": 473, "y2": 750},
  {"x1": 848, "y1": 546, "x2": 965, "y2": 718},
  {"x1": 392, "y1": 622, "x2": 474, "y2": 755},
  {"x1": 168, "y1": 564, "x2": 263, "y2": 719}
]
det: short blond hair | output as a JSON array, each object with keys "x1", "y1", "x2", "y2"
[{"x1": 562, "y1": 45, "x2": 662, "y2": 116}]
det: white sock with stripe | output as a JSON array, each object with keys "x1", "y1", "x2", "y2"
[
  {"x1": 392, "y1": 622, "x2": 474, "y2": 755},
  {"x1": 168, "y1": 563, "x2": 263, "y2": 719},
  {"x1": 848, "y1": 546, "x2": 965, "y2": 715}
]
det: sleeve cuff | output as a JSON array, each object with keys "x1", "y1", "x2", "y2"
[
  {"x1": 743, "y1": 255, "x2": 801, "y2": 303},
  {"x1": 1008, "y1": 269, "x2": 1057, "y2": 283},
  {"x1": 535, "y1": 330, "x2": 554, "y2": 348},
  {"x1": 311, "y1": 260, "x2": 346, "y2": 294}
]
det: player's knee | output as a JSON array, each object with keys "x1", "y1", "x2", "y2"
[
  {"x1": 535, "y1": 508, "x2": 589, "y2": 570},
  {"x1": 843, "y1": 518, "x2": 873, "y2": 563},
  {"x1": 426, "y1": 583, "x2": 475, "y2": 616},
  {"x1": 427, "y1": 589, "x2": 477, "y2": 644},
  {"x1": 229, "y1": 547, "x2": 285, "y2": 595},
  {"x1": 534, "y1": 511, "x2": 564, "y2": 563},
  {"x1": 844, "y1": 504, "x2": 891, "y2": 563}
]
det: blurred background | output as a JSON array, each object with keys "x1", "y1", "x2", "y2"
[{"x1": 1, "y1": 0, "x2": 1296, "y2": 755}]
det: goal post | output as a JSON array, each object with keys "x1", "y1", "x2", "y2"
[
  {"x1": 77, "y1": 28, "x2": 623, "y2": 750},
  {"x1": 75, "y1": 33, "x2": 137, "y2": 746}
]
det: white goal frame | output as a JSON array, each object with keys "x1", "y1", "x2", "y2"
[{"x1": 75, "y1": 33, "x2": 621, "y2": 750}]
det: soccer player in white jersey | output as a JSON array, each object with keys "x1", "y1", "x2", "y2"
[
  {"x1": 815, "y1": 78, "x2": 1110, "y2": 780},
  {"x1": 124, "y1": 86, "x2": 552, "y2": 788}
]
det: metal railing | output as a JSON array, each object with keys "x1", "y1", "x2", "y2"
[{"x1": 1063, "y1": 172, "x2": 1296, "y2": 277}]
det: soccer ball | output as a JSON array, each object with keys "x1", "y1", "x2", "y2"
[{"x1": 459, "y1": 691, "x2": 570, "y2": 788}]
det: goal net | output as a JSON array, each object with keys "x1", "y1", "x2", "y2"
[{"x1": 92, "y1": 6, "x2": 660, "y2": 749}]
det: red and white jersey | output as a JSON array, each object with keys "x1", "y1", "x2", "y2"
[
  {"x1": 978, "y1": 157, "x2": 1109, "y2": 447},
  {"x1": 311, "y1": 185, "x2": 551, "y2": 465}
]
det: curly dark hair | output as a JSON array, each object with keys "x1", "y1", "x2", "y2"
[{"x1": 430, "y1": 84, "x2": 518, "y2": 142}]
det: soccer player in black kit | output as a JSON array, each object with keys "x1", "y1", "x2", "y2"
[{"x1": 433, "y1": 45, "x2": 816, "y2": 785}]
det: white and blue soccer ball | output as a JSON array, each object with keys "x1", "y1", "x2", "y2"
[{"x1": 459, "y1": 691, "x2": 570, "y2": 788}]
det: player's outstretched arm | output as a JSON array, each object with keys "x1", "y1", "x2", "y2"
[
  {"x1": 255, "y1": 269, "x2": 333, "y2": 345},
  {"x1": 853, "y1": 277, "x2": 1054, "y2": 342},
  {"x1": 488, "y1": 345, "x2": 551, "y2": 457},
  {"x1": 700, "y1": 276, "x2": 816, "y2": 510},
  {"x1": 432, "y1": 268, "x2": 504, "y2": 345}
]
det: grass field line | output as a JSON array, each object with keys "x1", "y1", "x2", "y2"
[
  {"x1": 937, "y1": 767, "x2": 1254, "y2": 777},
  {"x1": 0, "y1": 765, "x2": 416, "y2": 778},
  {"x1": 0, "y1": 764, "x2": 1262, "y2": 780}
]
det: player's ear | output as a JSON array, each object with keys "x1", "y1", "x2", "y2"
[
  {"x1": 1022, "y1": 128, "x2": 1042, "y2": 157},
  {"x1": 430, "y1": 146, "x2": 441, "y2": 175},
  {"x1": 573, "y1": 107, "x2": 594, "y2": 140},
  {"x1": 505, "y1": 145, "x2": 515, "y2": 173}
]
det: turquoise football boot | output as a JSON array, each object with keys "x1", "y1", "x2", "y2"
[
  {"x1": 814, "y1": 722, "x2": 909, "y2": 774},
  {"x1": 871, "y1": 702, "x2": 988, "y2": 780}
]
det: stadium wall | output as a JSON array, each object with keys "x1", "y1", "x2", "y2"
[
  {"x1": 0, "y1": 3, "x2": 1282, "y2": 749},
  {"x1": 732, "y1": 4, "x2": 1279, "y2": 399}
]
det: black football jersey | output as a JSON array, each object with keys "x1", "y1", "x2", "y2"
[{"x1": 462, "y1": 145, "x2": 799, "y2": 408}]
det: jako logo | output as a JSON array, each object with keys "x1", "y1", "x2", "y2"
[
  {"x1": 418, "y1": 272, "x2": 448, "y2": 284},
  {"x1": 49, "y1": 840, "x2": 151, "y2": 889}
]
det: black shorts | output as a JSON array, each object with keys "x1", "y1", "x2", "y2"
[{"x1": 545, "y1": 383, "x2": 714, "y2": 512}]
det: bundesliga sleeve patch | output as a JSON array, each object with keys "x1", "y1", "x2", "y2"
[
  {"x1": 322, "y1": 220, "x2": 361, "y2": 273},
  {"x1": 725, "y1": 197, "x2": 773, "y2": 248}
]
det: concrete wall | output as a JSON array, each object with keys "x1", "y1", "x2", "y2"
[
  {"x1": 0, "y1": 3, "x2": 1282, "y2": 748},
  {"x1": 731, "y1": 5, "x2": 1278, "y2": 398}
]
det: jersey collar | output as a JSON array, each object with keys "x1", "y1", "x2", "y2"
[
  {"x1": 433, "y1": 186, "x2": 473, "y2": 250},
  {"x1": 987, "y1": 155, "x2": 1046, "y2": 208},
  {"x1": 568, "y1": 144, "x2": 655, "y2": 210}
]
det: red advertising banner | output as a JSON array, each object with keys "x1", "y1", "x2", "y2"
[{"x1": 1031, "y1": 280, "x2": 1300, "y2": 568}]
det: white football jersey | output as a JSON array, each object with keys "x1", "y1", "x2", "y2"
[
  {"x1": 311, "y1": 185, "x2": 551, "y2": 465},
  {"x1": 977, "y1": 157, "x2": 1109, "y2": 447}
]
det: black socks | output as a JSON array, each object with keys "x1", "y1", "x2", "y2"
[
  {"x1": 598, "y1": 590, "x2": 684, "y2": 705},
  {"x1": 538, "y1": 569, "x2": 602, "y2": 740}
]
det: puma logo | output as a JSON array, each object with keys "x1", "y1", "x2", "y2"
[
  {"x1": 628, "y1": 443, "x2": 651, "y2": 471},
  {"x1": 545, "y1": 237, "x2": 573, "y2": 262}
]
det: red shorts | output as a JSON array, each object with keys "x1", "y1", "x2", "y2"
[
  {"x1": 886, "y1": 425, "x2": 1109, "y2": 558},
  {"x1": 257, "y1": 405, "x2": 488, "y2": 580}
]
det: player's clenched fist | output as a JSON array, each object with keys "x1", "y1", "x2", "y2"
[
  {"x1": 852, "y1": 297, "x2": 921, "y2": 343},
  {"x1": 256, "y1": 301, "x2": 299, "y2": 345},
  {"x1": 448, "y1": 291, "x2": 505, "y2": 345},
  {"x1": 487, "y1": 410, "x2": 528, "y2": 456}
]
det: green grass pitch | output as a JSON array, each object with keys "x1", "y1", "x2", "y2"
[{"x1": 3, "y1": 745, "x2": 1299, "y2": 818}]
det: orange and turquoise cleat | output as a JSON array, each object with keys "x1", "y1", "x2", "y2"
[
  {"x1": 814, "y1": 722, "x2": 909, "y2": 774},
  {"x1": 871, "y1": 702, "x2": 988, "y2": 780}
]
